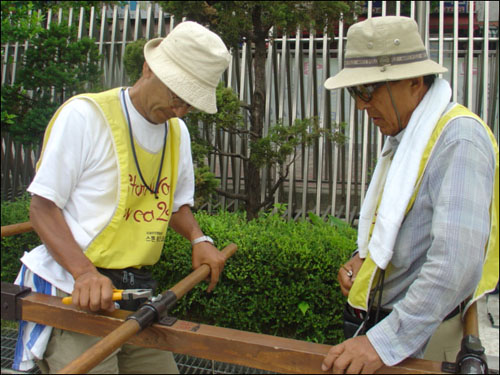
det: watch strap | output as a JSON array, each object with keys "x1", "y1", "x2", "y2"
[{"x1": 191, "y1": 235, "x2": 214, "y2": 246}]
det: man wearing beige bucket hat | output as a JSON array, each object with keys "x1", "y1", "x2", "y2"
[
  {"x1": 13, "y1": 21, "x2": 231, "y2": 373},
  {"x1": 321, "y1": 16, "x2": 498, "y2": 373}
]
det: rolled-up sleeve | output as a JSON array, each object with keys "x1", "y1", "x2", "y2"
[{"x1": 172, "y1": 119, "x2": 195, "y2": 212}]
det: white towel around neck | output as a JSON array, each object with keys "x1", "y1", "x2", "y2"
[{"x1": 357, "y1": 78, "x2": 452, "y2": 269}]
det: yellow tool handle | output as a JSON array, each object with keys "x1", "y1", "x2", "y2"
[{"x1": 62, "y1": 290, "x2": 123, "y2": 305}]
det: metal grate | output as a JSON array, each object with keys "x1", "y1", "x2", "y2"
[
  {"x1": 174, "y1": 354, "x2": 275, "y2": 374},
  {"x1": 1, "y1": 328, "x2": 275, "y2": 374},
  {"x1": 1, "y1": 328, "x2": 41, "y2": 374}
]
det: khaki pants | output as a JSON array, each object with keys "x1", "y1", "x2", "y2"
[
  {"x1": 423, "y1": 313, "x2": 463, "y2": 362},
  {"x1": 36, "y1": 288, "x2": 179, "y2": 374}
]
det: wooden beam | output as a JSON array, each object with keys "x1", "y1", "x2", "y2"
[
  {"x1": 1, "y1": 221, "x2": 33, "y2": 237},
  {"x1": 17, "y1": 292, "x2": 443, "y2": 374}
]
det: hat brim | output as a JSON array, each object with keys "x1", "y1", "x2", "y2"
[
  {"x1": 144, "y1": 38, "x2": 218, "y2": 114},
  {"x1": 324, "y1": 59, "x2": 448, "y2": 90}
]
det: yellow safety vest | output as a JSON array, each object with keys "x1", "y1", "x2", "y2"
[
  {"x1": 37, "y1": 88, "x2": 181, "y2": 269},
  {"x1": 348, "y1": 104, "x2": 499, "y2": 316}
]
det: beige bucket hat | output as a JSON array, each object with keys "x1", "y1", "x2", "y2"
[
  {"x1": 324, "y1": 16, "x2": 447, "y2": 90},
  {"x1": 144, "y1": 21, "x2": 230, "y2": 114}
]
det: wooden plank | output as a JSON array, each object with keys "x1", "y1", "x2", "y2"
[{"x1": 18, "y1": 292, "x2": 443, "y2": 374}]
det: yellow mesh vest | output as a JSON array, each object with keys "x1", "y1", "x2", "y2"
[
  {"x1": 348, "y1": 104, "x2": 499, "y2": 315},
  {"x1": 37, "y1": 88, "x2": 181, "y2": 269}
]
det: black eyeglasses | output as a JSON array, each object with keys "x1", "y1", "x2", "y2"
[
  {"x1": 168, "y1": 89, "x2": 193, "y2": 111},
  {"x1": 347, "y1": 82, "x2": 386, "y2": 103}
]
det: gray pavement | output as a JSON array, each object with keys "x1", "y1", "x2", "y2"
[{"x1": 478, "y1": 292, "x2": 499, "y2": 371}]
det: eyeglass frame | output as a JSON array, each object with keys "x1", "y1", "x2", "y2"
[
  {"x1": 347, "y1": 81, "x2": 387, "y2": 103},
  {"x1": 167, "y1": 88, "x2": 193, "y2": 111}
]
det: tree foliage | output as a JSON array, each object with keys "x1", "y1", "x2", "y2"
[
  {"x1": 1, "y1": 12, "x2": 102, "y2": 145},
  {"x1": 159, "y1": 1, "x2": 356, "y2": 48},
  {"x1": 1, "y1": 2, "x2": 44, "y2": 45},
  {"x1": 123, "y1": 39, "x2": 148, "y2": 85},
  {"x1": 158, "y1": 1, "x2": 356, "y2": 220},
  {"x1": 1, "y1": 1, "x2": 121, "y2": 45}
]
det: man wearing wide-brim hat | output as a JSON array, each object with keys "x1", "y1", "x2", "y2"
[
  {"x1": 13, "y1": 21, "x2": 231, "y2": 373},
  {"x1": 322, "y1": 16, "x2": 498, "y2": 373}
]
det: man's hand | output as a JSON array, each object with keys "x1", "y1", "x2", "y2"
[
  {"x1": 192, "y1": 242, "x2": 226, "y2": 292},
  {"x1": 71, "y1": 270, "x2": 115, "y2": 312},
  {"x1": 321, "y1": 335, "x2": 384, "y2": 374},
  {"x1": 338, "y1": 253, "x2": 364, "y2": 296},
  {"x1": 169, "y1": 205, "x2": 227, "y2": 293}
]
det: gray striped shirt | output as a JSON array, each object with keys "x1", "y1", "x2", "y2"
[{"x1": 366, "y1": 103, "x2": 496, "y2": 366}]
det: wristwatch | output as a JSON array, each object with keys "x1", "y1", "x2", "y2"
[{"x1": 191, "y1": 235, "x2": 214, "y2": 246}]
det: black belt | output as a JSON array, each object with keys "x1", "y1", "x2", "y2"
[
  {"x1": 443, "y1": 300, "x2": 467, "y2": 321},
  {"x1": 350, "y1": 300, "x2": 466, "y2": 327}
]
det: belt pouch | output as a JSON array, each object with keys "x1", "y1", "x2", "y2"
[
  {"x1": 343, "y1": 304, "x2": 365, "y2": 339},
  {"x1": 342, "y1": 304, "x2": 392, "y2": 339},
  {"x1": 96, "y1": 267, "x2": 158, "y2": 311}
]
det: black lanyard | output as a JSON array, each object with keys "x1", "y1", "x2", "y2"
[{"x1": 121, "y1": 88, "x2": 168, "y2": 199}]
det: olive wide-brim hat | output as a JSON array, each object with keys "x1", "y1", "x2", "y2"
[
  {"x1": 324, "y1": 16, "x2": 447, "y2": 90},
  {"x1": 144, "y1": 21, "x2": 230, "y2": 114}
]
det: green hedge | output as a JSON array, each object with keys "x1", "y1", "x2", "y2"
[
  {"x1": 153, "y1": 210, "x2": 355, "y2": 344},
  {"x1": 1, "y1": 194, "x2": 41, "y2": 282},
  {"x1": 2, "y1": 196, "x2": 356, "y2": 344}
]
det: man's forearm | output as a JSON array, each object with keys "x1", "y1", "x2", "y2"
[
  {"x1": 168, "y1": 204, "x2": 204, "y2": 242},
  {"x1": 30, "y1": 194, "x2": 96, "y2": 280}
]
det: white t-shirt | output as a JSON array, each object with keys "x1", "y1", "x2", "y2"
[{"x1": 20, "y1": 88, "x2": 194, "y2": 293}]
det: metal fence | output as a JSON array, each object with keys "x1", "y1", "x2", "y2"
[
  {"x1": 2, "y1": 1, "x2": 499, "y2": 223},
  {"x1": 1, "y1": 133, "x2": 38, "y2": 202}
]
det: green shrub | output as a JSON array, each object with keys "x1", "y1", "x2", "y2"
[
  {"x1": 1, "y1": 194, "x2": 41, "y2": 283},
  {"x1": 153, "y1": 210, "x2": 356, "y2": 345},
  {"x1": 3, "y1": 23, "x2": 102, "y2": 146},
  {"x1": 1, "y1": 197, "x2": 356, "y2": 344}
]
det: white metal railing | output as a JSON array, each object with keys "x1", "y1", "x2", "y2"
[{"x1": 2, "y1": 1, "x2": 499, "y2": 222}]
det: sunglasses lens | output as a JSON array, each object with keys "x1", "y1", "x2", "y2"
[{"x1": 348, "y1": 86, "x2": 371, "y2": 102}]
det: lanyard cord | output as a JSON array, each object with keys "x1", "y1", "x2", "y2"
[
  {"x1": 121, "y1": 88, "x2": 168, "y2": 199},
  {"x1": 385, "y1": 81, "x2": 403, "y2": 133}
]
